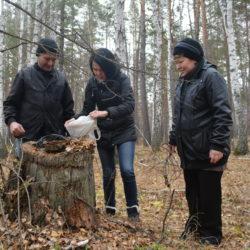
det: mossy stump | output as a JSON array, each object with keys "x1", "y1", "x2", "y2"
[{"x1": 20, "y1": 139, "x2": 96, "y2": 228}]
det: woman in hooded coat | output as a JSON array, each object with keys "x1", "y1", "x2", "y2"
[{"x1": 76, "y1": 48, "x2": 139, "y2": 220}]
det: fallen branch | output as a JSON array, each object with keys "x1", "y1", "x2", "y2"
[{"x1": 158, "y1": 189, "x2": 175, "y2": 243}]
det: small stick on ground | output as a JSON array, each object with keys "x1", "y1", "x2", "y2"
[{"x1": 158, "y1": 189, "x2": 175, "y2": 243}]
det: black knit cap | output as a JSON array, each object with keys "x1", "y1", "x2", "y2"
[
  {"x1": 89, "y1": 48, "x2": 120, "y2": 79},
  {"x1": 173, "y1": 38, "x2": 204, "y2": 62},
  {"x1": 36, "y1": 38, "x2": 59, "y2": 56}
]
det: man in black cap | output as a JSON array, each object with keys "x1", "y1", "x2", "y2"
[
  {"x1": 4, "y1": 38, "x2": 74, "y2": 142},
  {"x1": 169, "y1": 38, "x2": 232, "y2": 245}
]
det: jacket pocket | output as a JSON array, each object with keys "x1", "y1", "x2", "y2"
[{"x1": 192, "y1": 128, "x2": 210, "y2": 154}]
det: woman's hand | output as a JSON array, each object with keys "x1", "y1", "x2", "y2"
[
  {"x1": 89, "y1": 110, "x2": 108, "y2": 119},
  {"x1": 209, "y1": 149, "x2": 223, "y2": 164}
]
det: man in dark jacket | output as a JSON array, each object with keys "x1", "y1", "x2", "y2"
[
  {"x1": 169, "y1": 38, "x2": 232, "y2": 245},
  {"x1": 4, "y1": 38, "x2": 74, "y2": 142}
]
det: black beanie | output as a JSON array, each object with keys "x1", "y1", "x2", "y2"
[
  {"x1": 36, "y1": 38, "x2": 59, "y2": 56},
  {"x1": 89, "y1": 48, "x2": 120, "y2": 79},
  {"x1": 173, "y1": 38, "x2": 204, "y2": 62}
]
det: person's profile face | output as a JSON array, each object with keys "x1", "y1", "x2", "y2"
[
  {"x1": 37, "y1": 53, "x2": 57, "y2": 71},
  {"x1": 174, "y1": 56, "x2": 197, "y2": 77},
  {"x1": 92, "y1": 61, "x2": 107, "y2": 81}
]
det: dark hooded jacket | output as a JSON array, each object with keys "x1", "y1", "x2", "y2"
[
  {"x1": 4, "y1": 63, "x2": 74, "y2": 140},
  {"x1": 169, "y1": 59, "x2": 232, "y2": 169},
  {"x1": 77, "y1": 48, "x2": 136, "y2": 148}
]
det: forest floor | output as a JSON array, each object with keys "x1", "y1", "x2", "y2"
[{"x1": 0, "y1": 144, "x2": 249, "y2": 249}]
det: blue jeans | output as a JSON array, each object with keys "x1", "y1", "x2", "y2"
[{"x1": 97, "y1": 141, "x2": 138, "y2": 208}]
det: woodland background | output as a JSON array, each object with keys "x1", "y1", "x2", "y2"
[
  {"x1": 0, "y1": 0, "x2": 249, "y2": 249},
  {"x1": 0, "y1": 0, "x2": 249, "y2": 153}
]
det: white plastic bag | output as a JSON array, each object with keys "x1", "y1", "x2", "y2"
[{"x1": 65, "y1": 115, "x2": 101, "y2": 140}]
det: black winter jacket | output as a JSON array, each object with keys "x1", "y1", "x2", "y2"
[
  {"x1": 169, "y1": 60, "x2": 232, "y2": 169},
  {"x1": 4, "y1": 63, "x2": 74, "y2": 140},
  {"x1": 77, "y1": 73, "x2": 137, "y2": 148}
]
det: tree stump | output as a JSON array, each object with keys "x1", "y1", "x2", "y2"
[{"x1": 20, "y1": 138, "x2": 97, "y2": 228}]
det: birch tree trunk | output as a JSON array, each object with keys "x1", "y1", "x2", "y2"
[
  {"x1": 245, "y1": 2, "x2": 250, "y2": 135},
  {"x1": 18, "y1": 0, "x2": 28, "y2": 70},
  {"x1": 165, "y1": 0, "x2": 173, "y2": 141},
  {"x1": 115, "y1": 0, "x2": 128, "y2": 68},
  {"x1": 30, "y1": 0, "x2": 40, "y2": 64},
  {"x1": 59, "y1": 0, "x2": 65, "y2": 72},
  {"x1": 48, "y1": 2, "x2": 57, "y2": 40},
  {"x1": 139, "y1": 0, "x2": 151, "y2": 145},
  {"x1": 152, "y1": 0, "x2": 163, "y2": 149},
  {"x1": 0, "y1": 0, "x2": 4, "y2": 135},
  {"x1": 218, "y1": 0, "x2": 248, "y2": 154},
  {"x1": 130, "y1": 0, "x2": 140, "y2": 130}
]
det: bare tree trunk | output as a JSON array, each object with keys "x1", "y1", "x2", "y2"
[
  {"x1": 0, "y1": 0, "x2": 4, "y2": 135},
  {"x1": 200, "y1": 0, "x2": 209, "y2": 59},
  {"x1": 115, "y1": 0, "x2": 128, "y2": 68},
  {"x1": 59, "y1": 0, "x2": 65, "y2": 72},
  {"x1": 245, "y1": 2, "x2": 250, "y2": 135},
  {"x1": 48, "y1": 3, "x2": 57, "y2": 40},
  {"x1": 30, "y1": 0, "x2": 40, "y2": 64},
  {"x1": 193, "y1": 0, "x2": 200, "y2": 40},
  {"x1": 178, "y1": 0, "x2": 184, "y2": 35},
  {"x1": 139, "y1": 0, "x2": 151, "y2": 145},
  {"x1": 162, "y1": 0, "x2": 173, "y2": 144},
  {"x1": 218, "y1": 0, "x2": 248, "y2": 154},
  {"x1": 17, "y1": 0, "x2": 28, "y2": 70},
  {"x1": 151, "y1": 0, "x2": 163, "y2": 149},
  {"x1": 187, "y1": 0, "x2": 194, "y2": 36},
  {"x1": 130, "y1": 0, "x2": 140, "y2": 130}
]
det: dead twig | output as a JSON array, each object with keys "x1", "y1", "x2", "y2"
[{"x1": 158, "y1": 189, "x2": 175, "y2": 243}]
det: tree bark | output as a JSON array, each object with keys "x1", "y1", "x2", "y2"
[
  {"x1": 0, "y1": 0, "x2": 4, "y2": 134},
  {"x1": 193, "y1": 0, "x2": 201, "y2": 40},
  {"x1": 139, "y1": 0, "x2": 151, "y2": 145},
  {"x1": 59, "y1": 0, "x2": 65, "y2": 72},
  {"x1": 200, "y1": 0, "x2": 209, "y2": 59},
  {"x1": 218, "y1": 0, "x2": 248, "y2": 154},
  {"x1": 4, "y1": 139, "x2": 97, "y2": 228},
  {"x1": 152, "y1": 0, "x2": 163, "y2": 149},
  {"x1": 115, "y1": 0, "x2": 128, "y2": 68}
]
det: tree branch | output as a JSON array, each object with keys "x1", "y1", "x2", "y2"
[{"x1": 0, "y1": 42, "x2": 28, "y2": 53}]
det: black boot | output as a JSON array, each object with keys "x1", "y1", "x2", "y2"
[
  {"x1": 105, "y1": 206, "x2": 116, "y2": 216},
  {"x1": 127, "y1": 206, "x2": 140, "y2": 222},
  {"x1": 199, "y1": 236, "x2": 221, "y2": 246}
]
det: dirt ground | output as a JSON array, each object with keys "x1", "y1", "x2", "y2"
[
  {"x1": 90, "y1": 145, "x2": 249, "y2": 249},
  {"x1": 0, "y1": 144, "x2": 249, "y2": 249}
]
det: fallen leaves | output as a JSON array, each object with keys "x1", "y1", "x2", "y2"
[{"x1": 0, "y1": 145, "x2": 249, "y2": 249}]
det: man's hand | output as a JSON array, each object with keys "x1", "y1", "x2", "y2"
[
  {"x1": 209, "y1": 149, "x2": 223, "y2": 164},
  {"x1": 9, "y1": 122, "x2": 25, "y2": 138},
  {"x1": 89, "y1": 110, "x2": 108, "y2": 119},
  {"x1": 169, "y1": 144, "x2": 176, "y2": 155}
]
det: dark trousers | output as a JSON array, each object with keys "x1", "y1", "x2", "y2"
[
  {"x1": 97, "y1": 141, "x2": 138, "y2": 208},
  {"x1": 183, "y1": 169, "x2": 223, "y2": 241}
]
